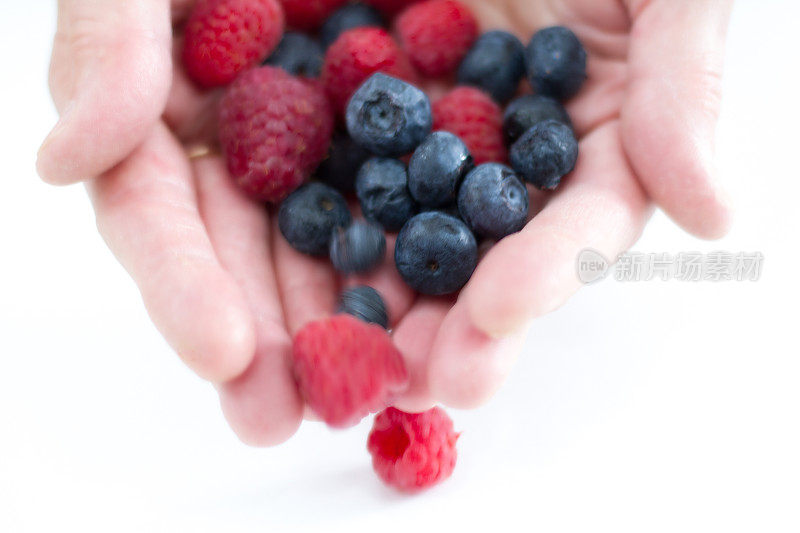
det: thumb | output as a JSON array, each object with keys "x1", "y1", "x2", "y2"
[
  {"x1": 622, "y1": 0, "x2": 734, "y2": 240},
  {"x1": 37, "y1": 0, "x2": 172, "y2": 185}
]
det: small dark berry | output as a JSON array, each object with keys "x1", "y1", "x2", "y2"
[
  {"x1": 356, "y1": 158, "x2": 418, "y2": 232},
  {"x1": 458, "y1": 163, "x2": 529, "y2": 240},
  {"x1": 317, "y1": 130, "x2": 373, "y2": 193},
  {"x1": 338, "y1": 286, "x2": 389, "y2": 329},
  {"x1": 510, "y1": 119, "x2": 578, "y2": 190},
  {"x1": 394, "y1": 212, "x2": 477, "y2": 295},
  {"x1": 457, "y1": 30, "x2": 525, "y2": 104},
  {"x1": 346, "y1": 73, "x2": 433, "y2": 157},
  {"x1": 278, "y1": 183, "x2": 351, "y2": 256},
  {"x1": 525, "y1": 26, "x2": 587, "y2": 101},
  {"x1": 503, "y1": 94, "x2": 573, "y2": 144},
  {"x1": 264, "y1": 32, "x2": 324, "y2": 77},
  {"x1": 422, "y1": 203, "x2": 463, "y2": 222},
  {"x1": 330, "y1": 221, "x2": 387, "y2": 274},
  {"x1": 320, "y1": 3, "x2": 385, "y2": 48},
  {"x1": 408, "y1": 131, "x2": 473, "y2": 208}
]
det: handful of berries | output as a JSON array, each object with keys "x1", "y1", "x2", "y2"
[{"x1": 183, "y1": 0, "x2": 586, "y2": 492}]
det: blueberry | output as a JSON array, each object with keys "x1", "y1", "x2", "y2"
[
  {"x1": 408, "y1": 131, "x2": 473, "y2": 208},
  {"x1": 458, "y1": 163, "x2": 529, "y2": 240},
  {"x1": 457, "y1": 30, "x2": 526, "y2": 104},
  {"x1": 264, "y1": 32, "x2": 324, "y2": 78},
  {"x1": 356, "y1": 158, "x2": 417, "y2": 232},
  {"x1": 503, "y1": 94, "x2": 573, "y2": 144},
  {"x1": 278, "y1": 183, "x2": 351, "y2": 256},
  {"x1": 338, "y1": 286, "x2": 389, "y2": 329},
  {"x1": 321, "y1": 3, "x2": 384, "y2": 48},
  {"x1": 346, "y1": 73, "x2": 432, "y2": 157},
  {"x1": 525, "y1": 26, "x2": 587, "y2": 101},
  {"x1": 317, "y1": 130, "x2": 373, "y2": 193},
  {"x1": 330, "y1": 221, "x2": 387, "y2": 274},
  {"x1": 394, "y1": 212, "x2": 478, "y2": 295},
  {"x1": 422, "y1": 203, "x2": 463, "y2": 222},
  {"x1": 510, "y1": 119, "x2": 578, "y2": 190}
]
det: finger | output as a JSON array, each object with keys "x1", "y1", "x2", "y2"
[
  {"x1": 564, "y1": 55, "x2": 627, "y2": 138},
  {"x1": 428, "y1": 303, "x2": 527, "y2": 409},
  {"x1": 622, "y1": 0, "x2": 734, "y2": 239},
  {"x1": 38, "y1": 0, "x2": 172, "y2": 185},
  {"x1": 192, "y1": 156, "x2": 303, "y2": 446},
  {"x1": 163, "y1": 32, "x2": 223, "y2": 144},
  {"x1": 391, "y1": 298, "x2": 451, "y2": 413},
  {"x1": 87, "y1": 123, "x2": 256, "y2": 383},
  {"x1": 463, "y1": 121, "x2": 652, "y2": 339},
  {"x1": 273, "y1": 222, "x2": 340, "y2": 336}
]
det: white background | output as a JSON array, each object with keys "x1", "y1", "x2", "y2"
[{"x1": 1, "y1": 1, "x2": 798, "y2": 532}]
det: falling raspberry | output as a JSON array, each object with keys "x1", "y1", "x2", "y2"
[
  {"x1": 368, "y1": 406, "x2": 459, "y2": 492},
  {"x1": 292, "y1": 315, "x2": 409, "y2": 428}
]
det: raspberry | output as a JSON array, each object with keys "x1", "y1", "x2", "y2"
[
  {"x1": 368, "y1": 407, "x2": 459, "y2": 492},
  {"x1": 321, "y1": 28, "x2": 416, "y2": 115},
  {"x1": 218, "y1": 67, "x2": 333, "y2": 202},
  {"x1": 182, "y1": 0, "x2": 284, "y2": 88},
  {"x1": 364, "y1": 0, "x2": 424, "y2": 17},
  {"x1": 433, "y1": 87, "x2": 507, "y2": 164},
  {"x1": 395, "y1": 0, "x2": 478, "y2": 77},
  {"x1": 292, "y1": 315, "x2": 408, "y2": 428},
  {"x1": 278, "y1": 0, "x2": 347, "y2": 31}
]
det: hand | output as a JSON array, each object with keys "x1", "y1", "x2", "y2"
[{"x1": 37, "y1": 0, "x2": 733, "y2": 446}]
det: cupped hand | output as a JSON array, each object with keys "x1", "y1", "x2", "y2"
[{"x1": 38, "y1": 0, "x2": 733, "y2": 445}]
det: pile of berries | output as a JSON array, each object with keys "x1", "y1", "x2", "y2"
[{"x1": 182, "y1": 0, "x2": 587, "y2": 493}]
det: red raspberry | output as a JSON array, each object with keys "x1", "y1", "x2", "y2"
[
  {"x1": 368, "y1": 407, "x2": 459, "y2": 492},
  {"x1": 292, "y1": 315, "x2": 409, "y2": 428},
  {"x1": 218, "y1": 67, "x2": 333, "y2": 202},
  {"x1": 364, "y1": 0, "x2": 424, "y2": 17},
  {"x1": 182, "y1": 0, "x2": 285, "y2": 88},
  {"x1": 395, "y1": 0, "x2": 478, "y2": 77},
  {"x1": 321, "y1": 28, "x2": 416, "y2": 115},
  {"x1": 433, "y1": 87, "x2": 507, "y2": 164},
  {"x1": 278, "y1": 0, "x2": 348, "y2": 31}
]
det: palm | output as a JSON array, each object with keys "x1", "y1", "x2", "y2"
[{"x1": 42, "y1": 0, "x2": 732, "y2": 445}]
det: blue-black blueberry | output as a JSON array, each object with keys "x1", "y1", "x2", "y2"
[
  {"x1": 338, "y1": 286, "x2": 389, "y2": 329},
  {"x1": 457, "y1": 30, "x2": 526, "y2": 104},
  {"x1": 264, "y1": 32, "x2": 324, "y2": 77},
  {"x1": 458, "y1": 163, "x2": 529, "y2": 241},
  {"x1": 394, "y1": 211, "x2": 478, "y2": 295},
  {"x1": 525, "y1": 26, "x2": 587, "y2": 101},
  {"x1": 509, "y1": 119, "x2": 578, "y2": 190},
  {"x1": 503, "y1": 94, "x2": 573, "y2": 144},
  {"x1": 278, "y1": 183, "x2": 351, "y2": 256},
  {"x1": 408, "y1": 131, "x2": 473, "y2": 208},
  {"x1": 321, "y1": 3, "x2": 384, "y2": 48},
  {"x1": 346, "y1": 73, "x2": 432, "y2": 157},
  {"x1": 356, "y1": 157, "x2": 418, "y2": 232},
  {"x1": 330, "y1": 220, "x2": 387, "y2": 274}
]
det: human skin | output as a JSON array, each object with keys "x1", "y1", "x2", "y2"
[{"x1": 37, "y1": 0, "x2": 734, "y2": 446}]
